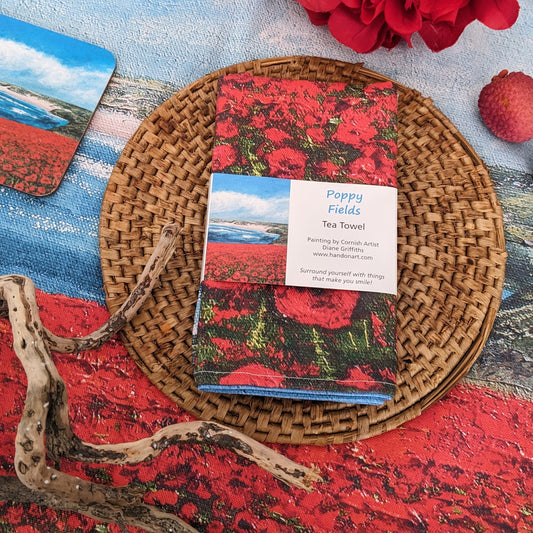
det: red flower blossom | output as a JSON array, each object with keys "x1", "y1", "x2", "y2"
[
  {"x1": 154, "y1": 489, "x2": 179, "y2": 506},
  {"x1": 264, "y1": 147, "x2": 308, "y2": 180},
  {"x1": 263, "y1": 127, "x2": 292, "y2": 145},
  {"x1": 347, "y1": 146, "x2": 397, "y2": 186},
  {"x1": 210, "y1": 337, "x2": 258, "y2": 362},
  {"x1": 384, "y1": 0, "x2": 423, "y2": 43},
  {"x1": 306, "y1": 125, "x2": 326, "y2": 144},
  {"x1": 297, "y1": 0, "x2": 342, "y2": 11},
  {"x1": 379, "y1": 367, "x2": 396, "y2": 381},
  {"x1": 285, "y1": 359, "x2": 322, "y2": 377},
  {"x1": 216, "y1": 117, "x2": 239, "y2": 139},
  {"x1": 179, "y1": 501, "x2": 199, "y2": 521},
  {"x1": 418, "y1": 3, "x2": 476, "y2": 51},
  {"x1": 328, "y1": 5, "x2": 389, "y2": 53},
  {"x1": 274, "y1": 286, "x2": 360, "y2": 329},
  {"x1": 295, "y1": 0, "x2": 520, "y2": 52},
  {"x1": 333, "y1": 107, "x2": 378, "y2": 144},
  {"x1": 212, "y1": 143, "x2": 238, "y2": 170},
  {"x1": 249, "y1": 113, "x2": 268, "y2": 130},
  {"x1": 313, "y1": 159, "x2": 343, "y2": 181},
  {"x1": 473, "y1": 0, "x2": 520, "y2": 29}
]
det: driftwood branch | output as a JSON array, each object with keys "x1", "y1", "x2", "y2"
[
  {"x1": 44, "y1": 223, "x2": 181, "y2": 354},
  {"x1": 0, "y1": 224, "x2": 322, "y2": 532},
  {"x1": 0, "y1": 475, "x2": 194, "y2": 532}
]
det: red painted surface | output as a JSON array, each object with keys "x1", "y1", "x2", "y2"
[{"x1": 0, "y1": 290, "x2": 531, "y2": 532}]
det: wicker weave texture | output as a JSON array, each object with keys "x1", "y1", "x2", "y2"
[{"x1": 99, "y1": 56, "x2": 506, "y2": 445}]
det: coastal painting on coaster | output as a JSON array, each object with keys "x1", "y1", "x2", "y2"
[{"x1": 0, "y1": 15, "x2": 115, "y2": 196}]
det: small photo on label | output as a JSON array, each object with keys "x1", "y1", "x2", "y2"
[{"x1": 204, "y1": 173, "x2": 289, "y2": 285}]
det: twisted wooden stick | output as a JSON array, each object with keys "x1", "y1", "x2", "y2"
[{"x1": 0, "y1": 224, "x2": 321, "y2": 532}]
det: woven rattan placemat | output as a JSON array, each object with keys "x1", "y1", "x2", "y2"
[{"x1": 99, "y1": 56, "x2": 506, "y2": 445}]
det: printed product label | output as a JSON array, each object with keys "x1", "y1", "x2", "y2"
[{"x1": 202, "y1": 173, "x2": 397, "y2": 295}]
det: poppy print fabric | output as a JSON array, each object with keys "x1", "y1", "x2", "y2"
[{"x1": 193, "y1": 73, "x2": 398, "y2": 404}]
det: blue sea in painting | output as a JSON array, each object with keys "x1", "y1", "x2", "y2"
[
  {"x1": 0, "y1": 90, "x2": 68, "y2": 129},
  {"x1": 208, "y1": 223, "x2": 280, "y2": 244}
]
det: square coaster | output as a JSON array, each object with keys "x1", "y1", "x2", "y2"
[{"x1": 0, "y1": 15, "x2": 115, "y2": 196}]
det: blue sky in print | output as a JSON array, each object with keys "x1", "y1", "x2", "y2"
[
  {"x1": 210, "y1": 173, "x2": 290, "y2": 223},
  {"x1": 0, "y1": 14, "x2": 115, "y2": 109}
]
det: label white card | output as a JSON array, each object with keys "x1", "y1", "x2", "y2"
[
  {"x1": 285, "y1": 180, "x2": 397, "y2": 294},
  {"x1": 204, "y1": 173, "x2": 397, "y2": 295}
]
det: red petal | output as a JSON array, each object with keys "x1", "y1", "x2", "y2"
[
  {"x1": 472, "y1": 0, "x2": 520, "y2": 30},
  {"x1": 295, "y1": 0, "x2": 342, "y2": 11},
  {"x1": 418, "y1": 21, "x2": 463, "y2": 51},
  {"x1": 418, "y1": 5, "x2": 475, "y2": 51},
  {"x1": 360, "y1": 0, "x2": 386, "y2": 25},
  {"x1": 304, "y1": 8, "x2": 331, "y2": 25},
  {"x1": 328, "y1": 5, "x2": 387, "y2": 53},
  {"x1": 418, "y1": 0, "x2": 469, "y2": 24},
  {"x1": 342, "y1": 0, "x2": 363, "y2": 7},
  {"x1": 384, "y1": 0, "x2": 423, "y2": 35},
  {"x1": 382, "y1": 30, "x2": 402, "y2": 49}
]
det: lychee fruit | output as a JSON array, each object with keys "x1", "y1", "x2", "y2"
[{"x1": 478, "y1": 70, "x2": 533, "y2": 143}]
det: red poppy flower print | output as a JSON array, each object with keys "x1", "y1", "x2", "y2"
[
  {"x1": 216, "y1": 118, "x2": 239, "y2": 138},
  {"x1": 212, "y1": 143, "x2": 238, "y2": 170},
  {"x1": 333, "y1": 107, "x2": 378, "y2": 145},
  {"x1": 263, "y1": 127, "x2": 292, "y2": 146},
  {"x1": 273, "y1": 286, "x2": 360, "y2": 330},
  {"x1": 371, "y1": 312, "x2": 387, "y2": 347},
  {"x1": 193, "y1": 74, "x2": 398, "y2": 402},
  {"x1": 0, "y1": 117, "x2": 78, "y2": 196},
  {"x1": 347, "y1": 145, "x2": 397, "y2": 186},
  {"x1": 335, "y1": 364, "x2": 382, "y2": 389},
  {"x1": 264, "y1": 147, "x2": 308, "y2": 180},
  {"x1": 211, "y1": 73, "x2": 398, "y2": 184},
  {"x1": 204, "y1": 242, "x2": 287, "y2": 285}
]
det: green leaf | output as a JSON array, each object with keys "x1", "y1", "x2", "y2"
[
  {"x1": 313, "y1": 328, "x2": 335, "y2": 379},
  {"x1": 246, "y1": 299, "x2": 268, "y2": 351}
]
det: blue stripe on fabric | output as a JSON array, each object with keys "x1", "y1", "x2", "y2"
[{"x1": 197, "y1": 384, "x2": 392, "y2": 405}]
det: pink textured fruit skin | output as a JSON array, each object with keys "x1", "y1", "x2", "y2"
[{"x1": 478, "y1": 70, "x2": 533, "y2": 143}]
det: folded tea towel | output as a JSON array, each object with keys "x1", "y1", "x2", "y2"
[{"x1": 192, "y1": 73, "x2": 398, "y2": 405}]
